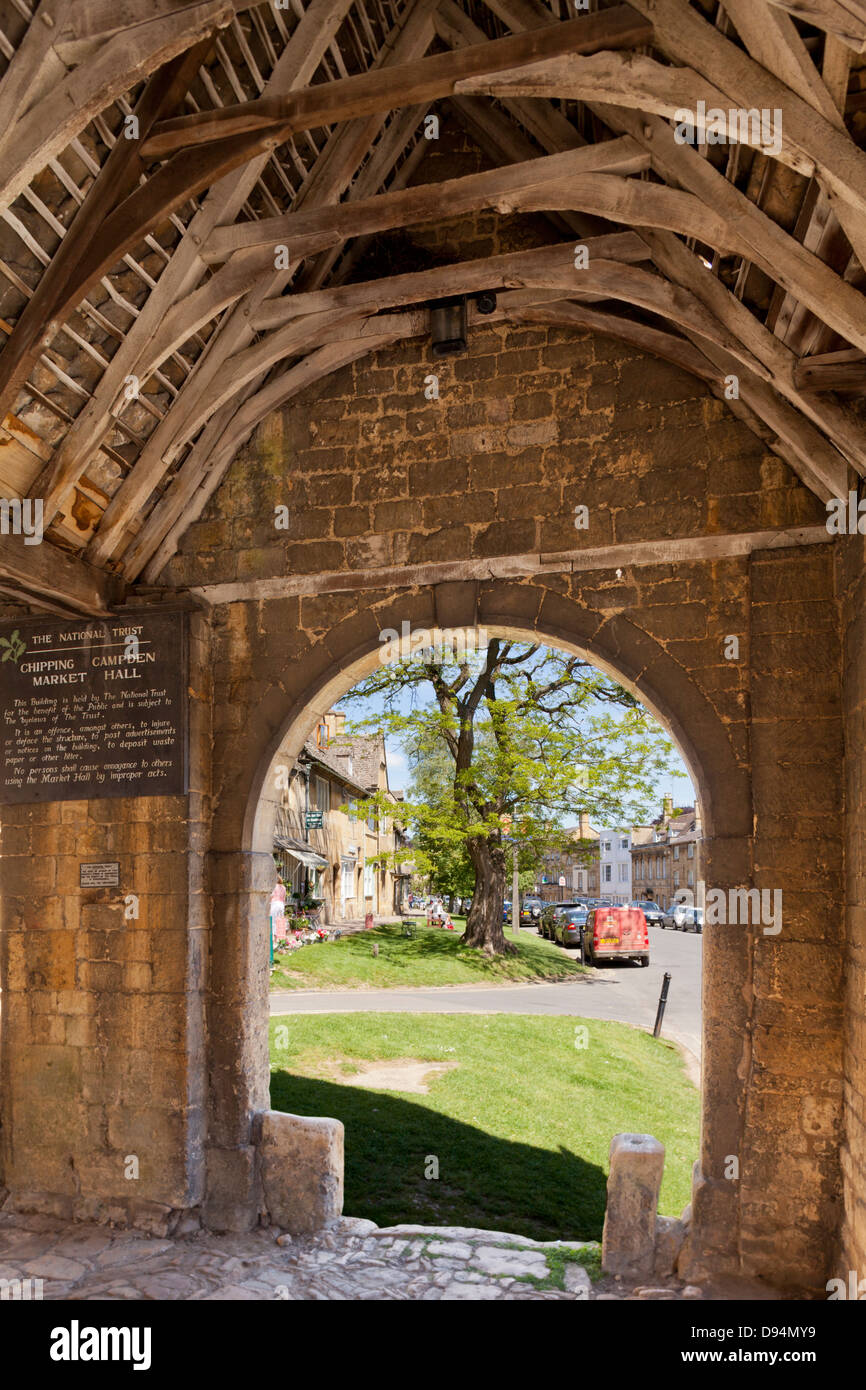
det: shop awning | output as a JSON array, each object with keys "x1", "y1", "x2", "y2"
[{"x1": 274, "y1": 834, "x2": 328, "y2": 870}]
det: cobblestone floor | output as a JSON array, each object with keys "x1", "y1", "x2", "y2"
[{"x1": 0, "y1": 1212, "x2": 703, "y2": 1301}]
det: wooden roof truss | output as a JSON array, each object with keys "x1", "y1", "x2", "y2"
[{"x1": 0, "y1": 0, "x2": 862, "y2": 613}]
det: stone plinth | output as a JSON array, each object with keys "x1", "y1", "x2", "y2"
[
  {"x1": 602, "y1": 1133, "x2": 665, "y2": 1278},
  {"x1": 259, "y1": 1110, "x2": 344, "y2": 1235}
]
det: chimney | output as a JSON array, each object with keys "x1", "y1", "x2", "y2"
[
  {"x1": 578, "y1": 811, "x2": 591, "y2": 838},
  {"x1": 324, "y1": 709, "x2": 346, "y2": 742},
  {"x1": 662, "y1": 794, "x2": 674, "y2": 823}
]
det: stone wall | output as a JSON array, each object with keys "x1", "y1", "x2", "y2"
[{"x1": 840, "y1": 529, "x2": 866, "y2": 1279}]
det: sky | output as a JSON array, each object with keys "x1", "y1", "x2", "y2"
[{"x1": 338, "y1": 645, "x2": 696, "y2": 829}]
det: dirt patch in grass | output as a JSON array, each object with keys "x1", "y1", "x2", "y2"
[{"x1": 316, "y1": 1056, "x2": 459, "y2": 1093}]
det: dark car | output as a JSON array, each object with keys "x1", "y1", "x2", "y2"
[
  {"x1": 631, "y1": 899, "x2": 664, "y2": 926},
  {"x1": 519, "y1": 895, "x2": 544, "y2": 926},
  {"x1": 539, "y1": 900, "x2": 584, "y2": 939},
  {"x1": 552, "y1": 904, "x2": 589, "y2": 949}
]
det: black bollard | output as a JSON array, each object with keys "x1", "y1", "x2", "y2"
[{"x1": 653, "y1": 971, "x2": 672, "y2": 1038}]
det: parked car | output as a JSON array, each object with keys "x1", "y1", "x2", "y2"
[
  {"x1": 539, "y1": 900, "x2": 582, "y2": 939},
  {"x1": 662, "y1": 903, "x2": 704, "y2": 933},
  {"x1": 630, "y1": 899, "x2": 664, "y2": 926},
  {"x1": 519, "y1": 895, "x2": 544, "y2": 925},
  {"x1": 584, "y1": 905, "x2": 650, "y2": 967},
  {"x1": 552, "y1": 904, "x2": 589, "y2": 949}
]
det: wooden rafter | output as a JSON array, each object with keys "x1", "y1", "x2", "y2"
[
  {"x1": 138, "y1": 7, "x2": 653, "y2": 159},
  {"x1": 27, "y1": 0, "x2": 358, "y2": 528}
]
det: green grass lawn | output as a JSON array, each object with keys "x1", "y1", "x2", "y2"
[
  {"x1": 270, "y1": 919, "x2": 585, "y2": 991},
  {"x1": 269, "y1": 1012, "x2": 699, "y2": 1241}
]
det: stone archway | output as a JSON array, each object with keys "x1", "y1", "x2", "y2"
[{"x1": 204, "y1": 575, "x2": 768, "y2": 1286}]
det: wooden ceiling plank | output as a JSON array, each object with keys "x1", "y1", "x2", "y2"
[
  {"x1": 0, "y1": 1, "x2": 237, "y2": 215},
  {"x1": 721, "y1": 0, "x2": 844, "y2": 126},
  {"x1": 83, "y1": 0, "x2": 439, "y2": 568},
  {"x1": 251, "y1": 233, "x2": 652, "y2": 331},
  {"x1": 766, "y1": 0, "x2": 866, "y2": 50},
  {"x1": 0, "y1": 39, "x2": 212, "y2": 415},
  {"x1": 623, "y1": 0, "x2": 866, "y2": 217},
  {"x1": 583, "y1": 105, "x2": 866, "y2": 358},
  {"x1": 29, "y1": 0, "x2": 357, "y2": 528}
]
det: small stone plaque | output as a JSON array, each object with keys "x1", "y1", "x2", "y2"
[{"x1": 80, "y1": 862, "x2": 120, "y2": 888}]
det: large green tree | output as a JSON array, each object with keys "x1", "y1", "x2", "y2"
[{"x1": 345, "y1": 639, "x2": 677, "y2": 955}]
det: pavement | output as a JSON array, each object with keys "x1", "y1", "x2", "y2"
[
  {"x1": 271, "y1": 923, "x2": 702, "y2": 1073},
  {"x1": 0, "y1": 1210, "x2": 709, "y2": 1302}
]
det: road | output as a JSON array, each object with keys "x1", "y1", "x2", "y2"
[{"x1": 270, "y1": 924, "x2": 702, "y2": 1072}]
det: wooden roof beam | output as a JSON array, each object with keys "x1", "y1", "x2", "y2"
[
  {"x1": 139, "y1": 6, "x2": 653, "y2": 159},
  {"x1": 0, "y1": 532, "x2": 125, "y2": 616},
  {"x1": 766, "y1": 0, "x2": 866, "y2": 51},
  {"x1": 201, "y1": 137, "x2": 649, "y2": 262}
]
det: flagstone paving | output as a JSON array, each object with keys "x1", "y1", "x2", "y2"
[{"x1": 0, "y1": 1211, "x2": 703, "y2": 1301}]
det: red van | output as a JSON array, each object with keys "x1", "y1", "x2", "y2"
[{"x1": 584, "y1": 905, "x2": 649, "y2": 967}]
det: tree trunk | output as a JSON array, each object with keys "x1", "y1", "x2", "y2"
[{"x1": 461, "y1": 836, "x2": 516, "y2": 955}]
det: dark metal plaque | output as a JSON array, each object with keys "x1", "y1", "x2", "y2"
[{"x1": 0, "y1": 610, "x2": 188, "y2": 804}]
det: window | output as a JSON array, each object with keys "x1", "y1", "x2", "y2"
[
  {"x1": 315, "y1": 777, "x2": 329, "y2": 812},
  {"x1": 604, "y1": 864, "x2": 612, "y2": 882},
  {"x1": 620, "y1": 838, "x2": 629, "y2": 850},
  {"x1": 604, "y1": 840, "x2": 611, "y2": 853},
  {"x1": 673, "y1": 845, "x2": 679, "y2": 860},
  {"x1": 687, "y1": 842, "x2": 695, "y2": 858},
  {"x1": 687, "y1": 870, "x2": 694, "y2": 887},
  {"x1": 340, "y1": 861, "x2": 353, "y2": 900},
  {"x1": 619, "y1": 863, "x2": 628, "y2": 882},
  {"x1": 673, "y1": 871, "x2": 679, "y2": 888},
  {"x1": 363, "y1": 862, "x2": 374, "y2": 897}
]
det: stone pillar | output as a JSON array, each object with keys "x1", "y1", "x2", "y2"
[
  {"x1": 602, "y1": 1133, "x2": 665, "y2": 1277},
  {"x1": 838, "y1": 531, "x2": 866, "y2": 1282},
  {"x1": 738, "y1": 546, "x2": 844, "y2": 1288},
  {"x1": 204, "y1": 847, "x2": 273, "y2": 1231},
  {"x1": 0, "y1": 609, "x2": 212, "y2": 1233},
  {"x1": 0, "y1": 789, "x2": 210, "y2": 1230}
]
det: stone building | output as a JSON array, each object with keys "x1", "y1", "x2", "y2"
[
  {"x1": 539, "y1": 813, "x2": 600, "y2": 901},
  {"x1": 631, "y1": 797, "x2": 705, "y2": 910},
  {"x1": 273, "y1": 710, "x2": 406, "y2": 922},
  {"x1": 0, "y1": 0, "x2": 866, "y2": 1300}
]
